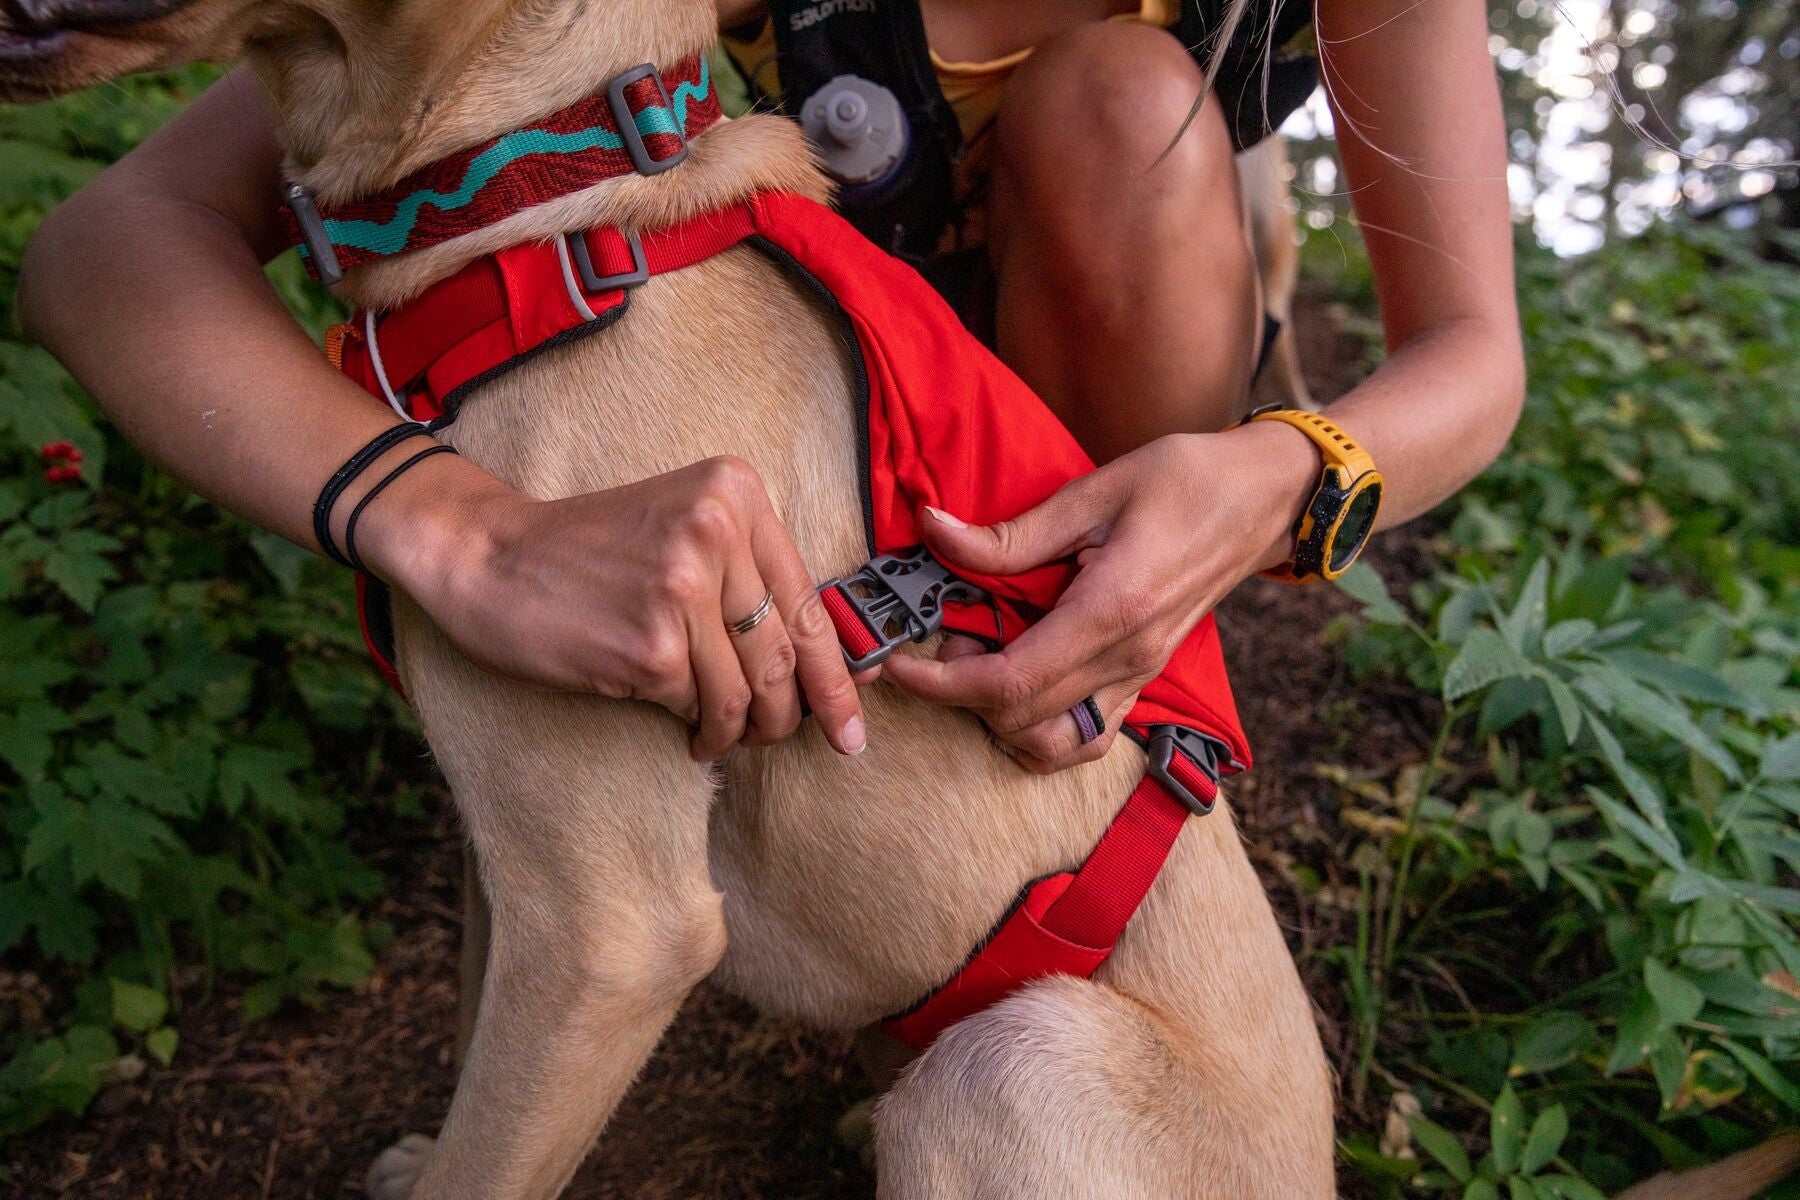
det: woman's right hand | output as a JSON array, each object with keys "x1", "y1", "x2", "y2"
[{"x1": 359, "y1": 453, "x2": 867, "y2": 761}]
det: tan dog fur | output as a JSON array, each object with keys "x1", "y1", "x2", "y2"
[{"x1": 11, "y1": 4, "x2": 1790, "y2": 1200}]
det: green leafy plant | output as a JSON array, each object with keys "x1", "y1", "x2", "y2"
[
  {"x1": 1326, "y1": 224, "x2": 1799, "y2": 1198},
  {"x1": 1, "y1": 71, "x2": 426, "y2": 1137}
]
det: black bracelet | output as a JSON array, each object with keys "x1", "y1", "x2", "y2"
[
  {"x1": 313, "y1": 424, "x2": 432, "y2": 568},
  {"x1": 343, "y1": 444, "x2": 460, "y2": 575}
]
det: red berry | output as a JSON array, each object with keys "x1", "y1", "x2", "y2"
[
  {"x1": 44, "y1": 465, "x2": 82, "y2": 484},
  {"x1": 40, "y1": 441, "x2": 76, "y2": 460}
]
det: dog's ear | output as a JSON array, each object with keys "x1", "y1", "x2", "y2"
[{"x1": 0, "y1": 0, "x2": 262, "y2": 100}]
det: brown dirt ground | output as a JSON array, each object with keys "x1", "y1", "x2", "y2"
[{"x1": 5, "y1": 290, "x2": 1437, "y2": 1199}]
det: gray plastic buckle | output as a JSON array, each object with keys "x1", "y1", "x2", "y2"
[
  {"x1": 821, "y1": 547, "x2": 990, "y2": 672},
  {"x1": 1145, "y1": 725, "x2": 1226, "y2": 817},
  {"x1": 606, "y1": 63, "x2": 690, "y2": 176},
  {"x1": 566, "y1": 229, "x2": 648, "y2": 293},
  {"x1": 283, "y1": 182, "x2": 344, "y2": 286}
]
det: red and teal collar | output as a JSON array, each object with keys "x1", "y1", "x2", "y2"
[{"x1": 282, "y1": 55, "x2": 721, "y2": 284}]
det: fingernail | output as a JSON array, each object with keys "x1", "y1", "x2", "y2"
[
  {"x1": 924, "y1": 506, "x2": 967, "y2": 529},
  {"x1": 841, "y1": 715, "x2": 866, "y2": 755}
]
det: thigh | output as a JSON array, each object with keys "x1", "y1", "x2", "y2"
[{"x1": 874, "y1": 973, "x2": 1334, "y2": 1200}]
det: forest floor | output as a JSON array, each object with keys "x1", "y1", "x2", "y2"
[{"x1": 6, "y1": 291, "x2": 1437, "y2": 1199}]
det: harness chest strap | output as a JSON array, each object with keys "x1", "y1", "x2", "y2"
[
  {"x1": 334, "y1": 204, "x2": 762, "y2": 424},
  {"x1": 881, "y1": 727, "x2": 1220, "y2": 1049}
]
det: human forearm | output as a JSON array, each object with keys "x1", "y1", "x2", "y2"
[
  {"x1": 18, "y1": 179, "x2": 476, "y2": 560},
  {"x1": 1315, "y1": 315, "x2": 1525, "y2": 530}
]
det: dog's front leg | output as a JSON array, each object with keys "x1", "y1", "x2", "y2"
[{"x1": 370, "y1": 609, "x2": 724, "y2": 1200}]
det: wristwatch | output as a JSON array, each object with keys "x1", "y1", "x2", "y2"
[{"x1": 1247, "y1": 408, "x2": 1384, "y2": 583}]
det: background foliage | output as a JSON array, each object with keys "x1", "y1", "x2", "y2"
[
  {"x1": 0, "y1": 70, "x2": 427, "y2": 1138},
  {"x1": 0, "y1": 24, "x2": 1795, "y2": 1200},
  {"x1": 1316, "y1": 223, "x2": 1800, "y2": 1197}
]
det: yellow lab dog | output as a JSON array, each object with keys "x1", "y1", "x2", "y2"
[{"x1": 2, "y1": 4, "x2": 1791, "y2": 1200}]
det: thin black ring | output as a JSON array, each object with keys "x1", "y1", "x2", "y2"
[
  {"x1": 313, "y1": 424, "x2": 432, "y2": 567},
  {"x1": 343, "y1": 444, "x2": 459, "y2": 575}
]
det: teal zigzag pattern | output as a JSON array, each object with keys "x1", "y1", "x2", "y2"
[{"x1": 318, "y1": 60, "x2": 711, "y2": 258}]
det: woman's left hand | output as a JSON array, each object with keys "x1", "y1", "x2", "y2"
[{"x1": 881, "y1": 423, "x2": 1317, "y2": 773}]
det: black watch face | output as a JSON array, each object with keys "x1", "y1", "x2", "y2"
[{"x1": 1329, "y1": 479, "x2": 1382, "y2": 573}]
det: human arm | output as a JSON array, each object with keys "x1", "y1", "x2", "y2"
[
  {"x1": 883, "y1": 0, "x2": 1524, "y2": 771},
  {"x1": 18, "y1": 69, "x2": 866, "y2": 759}
]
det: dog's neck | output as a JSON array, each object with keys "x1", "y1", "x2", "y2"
[{"x1": 242, "y1": 0, "x2": 826, "y2": 309}]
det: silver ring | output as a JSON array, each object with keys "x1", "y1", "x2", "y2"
[{"x1": 726, "y1": 590, "x2": 775, "y2": 637}]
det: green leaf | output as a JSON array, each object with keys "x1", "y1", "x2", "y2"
[
  {"x1": 1444, "y1": 629, "x2": 1536, "y2": 702},
  {"x1": 1492, "y1": 1084, "x2": 1525, "y2": 1175},
  {"x1": 1762, "y1": 734, "x2": 1800, "y2": 783},
  {"x1": 1336, "y1": 561, "x2": 1409, "y2": 625},
  {"x1": 1542, "y1": 675, "x2": 1585, "y2": 743},
  {"x1": 1464, "y1": 1181, "x2": 1500, "y2": 1200},
  {"x1": 1584, "y1": 663, "x2": 1741, "y2": 781},
  {"x1": 217, "y1": 744, "x2": 305, "y2": 821},
  {"x1": 1644, "y1": 960, "x2": 1705, "y2": 1028},
  {"x1": 1512, "y1": 1013, "x2": 1594, "y2": 1075},
  {"x1": 1497, "y1": 557, "x2": 1552, "y2": 654},
  {"x1": 1606, "y1": 989, "x2": 1660, "y2": 1075},
  {"x1": 39, "y1": 543, "x2": 120, "y2": 613},
  {"x1": 1542, "y1": 619, "x2": 1596, "y2": 658},
  {"x1": 1408, "y1": 1115, "x2": 1473, "y2": 1183},
  {"x1": 1521, "y1": 1105, "x2": 1568, "y2": 1174},
  {"x1": 144, "y1": 1027, "x2": 178, "y2": 1067},
  {"x1": 1715, "y1": 1040, "x2": 1800, "y2": 1113},
  {"x1": 109, "y1": 979, "x2": 167, "y2": 1033},
  {"x1": 1535, "y1": 1176, "x2": 1608, "y2": 1200}
]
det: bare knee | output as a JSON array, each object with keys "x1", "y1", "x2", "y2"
[{"x1": 995, "y1": 22, "x2": 1236, "y2": 217}]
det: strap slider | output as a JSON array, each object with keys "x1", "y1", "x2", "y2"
[
  {"x1": 606, "y1": 63, "x2": 691, "y2": 176},
  {"x1": 1146, "y1": 725, "x2": 1225, "y2": 817},
  {"x1": 821, "y1": 547, "x2": 989, "y2": 672},
  {"x1": 566, "y1": 229, "x2": 649, "y2": 293}
]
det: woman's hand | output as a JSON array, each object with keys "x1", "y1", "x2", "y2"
[
  {"x1": 881, "y1": 424, "x2": 1317, "y2": 772},
  {"x1": 362, "y1": 453, "x2": 867, "y2": 762}
]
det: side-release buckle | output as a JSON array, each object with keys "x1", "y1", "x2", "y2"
[
  {"x1": 820, "y1": 547, "x2": 990, "y2": 673},
  {"x1": 1146, "y1": 725, "x2": 1226, "y2": 817}
]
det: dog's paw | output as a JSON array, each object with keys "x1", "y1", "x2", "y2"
[{"x1": 366, "y1": 1133, "x2": 435, "y2": 1199}]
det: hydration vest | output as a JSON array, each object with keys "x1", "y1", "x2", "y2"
[{"x1": 757, "y1": 0, "x2": 1318, "y2": 256}]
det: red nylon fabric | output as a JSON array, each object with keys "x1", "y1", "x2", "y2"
[
  {"x1": 743, "y1": 193, "x2": 1250, "y2": 773},
  {"x1": 332, "y1": 190, "x2": 1254, "y2": 1053}
]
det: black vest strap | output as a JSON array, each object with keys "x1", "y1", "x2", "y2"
[{"x1": 766, "y1": 0, "x2": 965, "y2": 259}]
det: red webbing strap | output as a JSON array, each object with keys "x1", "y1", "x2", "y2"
[
  {"x1": 880, "y1": 759, "x2": 1208, "y2": 1051},
  {"x1": 820, "y1": 586, "x2": 882, "y2": 661},
  {"x1": 339, "y1": 204, "x2": 758, "y2": 421},
  {"x1": 1038, "y1": 759, "x2": 1212, "y2": 949}
]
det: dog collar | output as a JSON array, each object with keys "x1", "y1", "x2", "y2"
[{"x1": 282, "y1": 56, "x2": 721, "y2": 284}]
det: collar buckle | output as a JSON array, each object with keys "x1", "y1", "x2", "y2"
[{"x1": 606, "y1": 62, "x2": 691, "y2": 176}]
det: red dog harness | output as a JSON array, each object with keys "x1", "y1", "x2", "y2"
[{"x1": 317, "y1": 62, "x2": 1250, "y2": 1052}]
